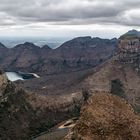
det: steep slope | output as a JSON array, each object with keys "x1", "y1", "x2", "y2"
[
  {"x1": 80, "y1": 56, "x2": 140, "y2": 113},
  {"x1": 49, "y1": 37, "x2": 117, "y2": 74},
  {"x1": 65, "y1": 93, "x2": 140, "y2": 140},
  {"x1": 0, "y1": 43, "x2": 8, "y2": 63},
  {"x1": 1, "y1": 42, "x2": 42, "y2": 72},
  {"x1": 0, "y1": 72, "x2": 37, "y2": 139},
  {"x1": 0, "y1": 70, "x2": 84, "y2": 140},
  {"x1": 77, "y1": 30, "x2": 140, "y2": 113}
]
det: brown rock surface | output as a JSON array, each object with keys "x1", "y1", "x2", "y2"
[
  {"x1": 82, "y1": 57, "x2": 140, "y2": 113},
  {"x1": 65, "y1": 92, "x2": 140, "y2": 140}
]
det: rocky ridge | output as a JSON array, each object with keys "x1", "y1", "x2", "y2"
[{"x1": 0, "y1": 37, "x2": 117, "y2": 75}]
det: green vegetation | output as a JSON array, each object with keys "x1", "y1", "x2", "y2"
[{"x1": 111, "y1": 79, "x2": 125, "y2": 98}]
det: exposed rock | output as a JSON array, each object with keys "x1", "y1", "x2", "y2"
[
  {"x1": 118, "y1": 30, "x2": 140, "y2": 63},
  {"x1": 120, "y1": 29, "x2": 140, "y2": 39},
  {"x1": 0, "y1": 70, "x2": 84, "y2": 139},
  {"x1": 0, "y1": 71, "x2": 8, "y2": 96},
  {"x1": 81, "y1": 57, "x2": 140, "y2": 113},
  {"x1": 115, "y1": 30, "x2": 140, "y2": 87},
  {"x1": 65, "y1": 93, "x2": 140, "y2": 140}
]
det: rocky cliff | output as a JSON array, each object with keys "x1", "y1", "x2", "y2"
[
  {"x1": 118, "y1": 30, "x2": 140, "y2": 70},
  {"x1": 63, "y1": 30, "x2": 140, "y2": 140}
]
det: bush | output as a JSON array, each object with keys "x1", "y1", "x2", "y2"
[{"x1": 111, "y1": 79, "x2": 125, "y2": 98}]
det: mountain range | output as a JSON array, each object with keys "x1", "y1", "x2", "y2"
[
  {"x1": 1, "y1": 30, "x2": 140, "y2": 139},
  {"x1": 0, "y1": 37, "x2": 117, "y2": 75}
]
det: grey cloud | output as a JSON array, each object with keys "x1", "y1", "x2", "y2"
[{"x1": 0, "y1": 0, "x2": 140, "y2": 27}]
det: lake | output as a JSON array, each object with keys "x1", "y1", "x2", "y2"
[
  {"x1": 5, "y1": 72, "x2": 40, "y2": 81},
  {"x1": 6, "y1": 72, "x2": 24, "y2": 81}
]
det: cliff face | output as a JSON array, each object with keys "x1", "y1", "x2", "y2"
[
  {"x1": 65, "y1": 93, "x2": 140, "y2": 140},
  {"x1": 118, "y1": 30, "x2": 140, "y2": 71},
  {"x1": 63, "y1": 30, "x2": 140, "y2": 140},
  {"x1": 81, "y1": 57, "x2": 140, "y2": 113},
  {"x1": 77, "y1": 31, "x2": 140, "y2": 113},
  {"x1": 0, "y1": 72, "x2": 36, "y2": 139},
  {"x1": 118, "y1": 38, "x2": 140, "y2": 53},
  {"x1": 62, "y1": 33, "x2": 140, "y2": 139}
]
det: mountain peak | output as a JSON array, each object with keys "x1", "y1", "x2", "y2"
[
  {"x1": 14, "y1": 42, "x2": 40, "y2": 49},
  {"x1": 120, "y1": 29, "x2": 140, "y2": 39},
  {"x1": 23, "y1": 42, "x2": 36, "y2": 46},
  {"x1": 127, "y1": 29, "x2": 138, "y2": 33},
  {"x1": 42, "y1": 44, "x2": 51, "y2": 50},
  {"x1": 125, "y1": 29, "x2": 140, "y2": 36}
]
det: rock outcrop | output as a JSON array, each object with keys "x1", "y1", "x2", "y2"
[
  {"x1": 65, "y1": 93, "x2": 140, "y2": 140},
  {"x1": 0, "y1": 70, "x2": 8, "y2": 96},
  {"x1": 0, "y1": 70, "x2": 84, "y2": 139},
  {"x1": 78, "y1": 30, "x2": 140, "y2": 113},
  {"x1": 118, "y1": 30, "x2": 140, "y2": 68}
]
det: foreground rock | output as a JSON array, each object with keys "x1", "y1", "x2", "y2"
[
  {"x1": 0, "y1": 71, "x2": 83, "y2": 140},
  {"x1": 65, "y1": 93, "x2": 140, "y2": 140}
]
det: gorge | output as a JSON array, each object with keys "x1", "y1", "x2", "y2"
[{"x1": 1, "y1": 30, "x2": 140, "y2": 140}]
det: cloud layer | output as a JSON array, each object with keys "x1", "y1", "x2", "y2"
[{"x1": 0, "y1": 0, "x2": 140, "y2": 37}]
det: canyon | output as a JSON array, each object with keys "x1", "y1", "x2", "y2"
[{"x1": 1, "y1": 30, "x2": 140, "y2": 140}]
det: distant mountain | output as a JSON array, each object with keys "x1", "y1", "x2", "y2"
[
  {"x1": 0, "y1": 42, "x2": 6, "y2": 48},
  {"x1": 0, "y1": 37, "x2": 117, "y2": 75},
  {"x1": 42, "y1": 44, "x2": 52, "y2": 50},
  {"x1": 126, "y1": 29, "x2": 140, "y2": 35},
  {"x1": 0, "y1": 43, "x2": 8, "y2": 63},
  {"x1": 59, "y1": 36, "x2": 117, "y2": 49},
  {"x1": 120, "y1": 29, "x2": 140, "y2": 39},
  {"x1": 0, "y1": 37, "x2": 64, "y2": 48}
]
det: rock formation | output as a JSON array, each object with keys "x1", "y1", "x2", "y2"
[
  {"x1": 0, "y1": 70, "x2": 84, "y2": 139},
  {"x1": 64, "y1": 93, "x2": 140, "y2": 140},
  {"x1": 118, "y1": 30, "x2": 140, "y2": 67}
]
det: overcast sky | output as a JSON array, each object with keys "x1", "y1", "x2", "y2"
[{"x1": 0, "y1": 0, "x2": 140, "y2": 38}]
